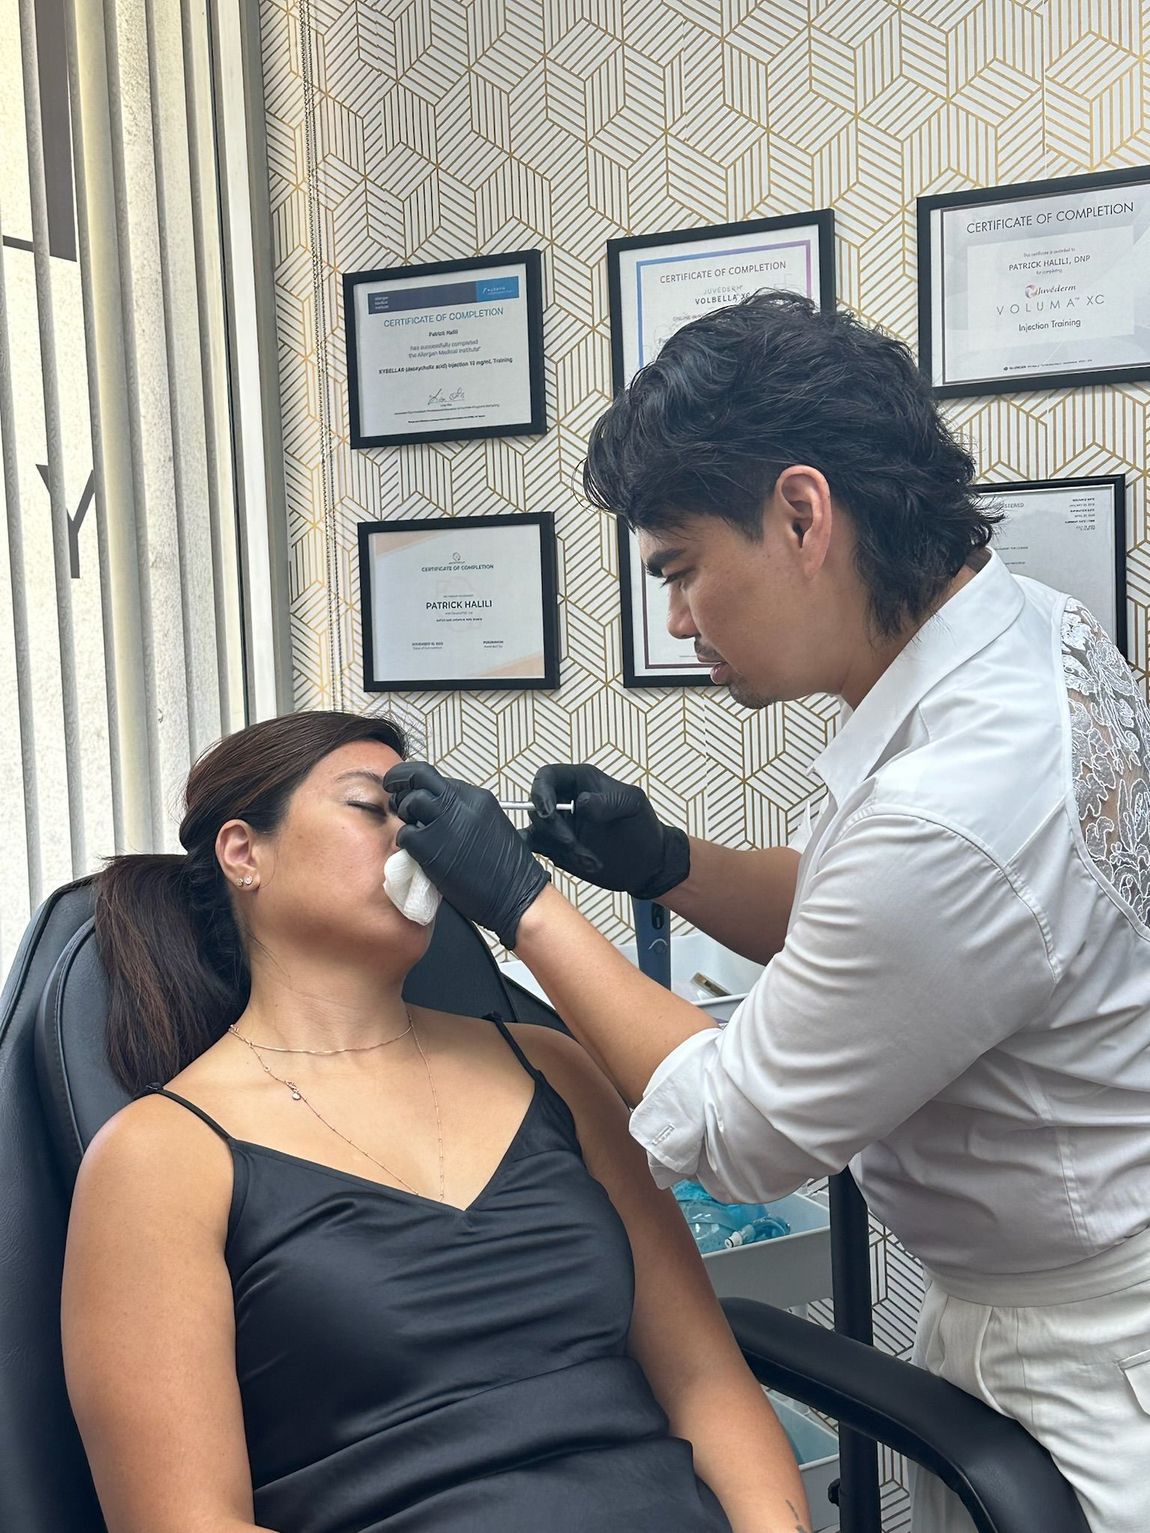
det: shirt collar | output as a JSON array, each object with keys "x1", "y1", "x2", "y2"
[{"x1": 811, "y1": 551, "x2": 1024, "y2": 805}]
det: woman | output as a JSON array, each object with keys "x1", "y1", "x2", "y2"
[{"x1": 62, "y1": 711, "x2": 809, "y2": 1533}]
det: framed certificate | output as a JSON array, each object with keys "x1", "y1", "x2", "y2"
[
  {"x1": 357, "y1": 513, "x2": 560, "y2": 691},
  {"x1": 345, "y1": 252, "x2": 546, "y2": 447},
  {"x1": 615, "y1": 519, "x2": 709, "y2": 688},
  {"x1": 607, "y1": 211, "x2": 835, "y2": 686},
  {"x1": 974, "y1": 476, "x2": 1127, "y2": 654},
  {"x1": 607, "y1": 211, "x2": 835, "y2": 392},
  {"x1": 919, "y1": 167, "x2": 1150, "y2": 397}
]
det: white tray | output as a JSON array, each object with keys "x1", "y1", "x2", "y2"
[
  {"x1": 695, "y1": 990, "x2": 747, "y2": 1023},
  {"x1": 702, "y1": 1191, "x2": 831, "y2": 1309}
]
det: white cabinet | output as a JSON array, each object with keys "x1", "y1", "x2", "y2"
[{"x1": 701, "y1": 1190, "x2": 831, "y2": 1310}]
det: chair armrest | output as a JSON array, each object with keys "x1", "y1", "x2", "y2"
[{"x1": 723, "y1": 1298, "x2": 1089, "y2": 1533}]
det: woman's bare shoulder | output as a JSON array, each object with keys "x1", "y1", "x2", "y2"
[
  {"x1": 75, "y1": 1087, "x2": 233, "y2": 1235},
  {"x1": 506, "y1": 1021, "x2": 599, "y2": 1075},
  {"x1": 506, "y1": 1023, "x2": 626, "y2": 1119}
]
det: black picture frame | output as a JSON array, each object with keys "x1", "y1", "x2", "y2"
[
  {"x1": 344, "y1": 251, "x2": 547, "y2": 448},
  {"x1": 973, "y1": 474, "x2": 1128, "y2": 655},
  {"x1": 614, "y1": 518, "x2": 710, "y2": 689},
  {"x1": 607, "y1": 211, "x2": 835, "y2": 686},
  {"x1": 358, "y1": 513, "x2": 560, "y2": 693},
  {"x1": 918, "y1": 166, "x2": 1150, "y2": 398},
  {"x1": 606, "y1": 209, "x2": 836, "y2": 392}
]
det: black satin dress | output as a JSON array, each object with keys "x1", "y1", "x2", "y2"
[{"x1": 151, "y1": 1019, "x2": 730, "y2": 1532}]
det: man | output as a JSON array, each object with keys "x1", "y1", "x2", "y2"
[{"x1": 386, "y1": 292, "x2": 1150, "y2": 1532}]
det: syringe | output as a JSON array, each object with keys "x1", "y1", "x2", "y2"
[{"x1": 497, "y1": 800, "x2": 575, "y2": 814}]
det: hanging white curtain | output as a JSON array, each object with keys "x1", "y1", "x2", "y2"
[{"x1": 0, "y1": 0, "x2": 286, "y2": 969}]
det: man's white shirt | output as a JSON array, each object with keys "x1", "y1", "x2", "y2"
[{"x1": 630, "y1": 552, "x2": 1150, "y2": 1281}]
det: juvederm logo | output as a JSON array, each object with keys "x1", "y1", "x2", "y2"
[{"x1": 998, "y1": 293, "x2": 1103, "y2": 315}]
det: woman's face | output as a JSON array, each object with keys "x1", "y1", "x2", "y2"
[{"x1": 237, "y1": 740, "x2": 432, "y2": 971}]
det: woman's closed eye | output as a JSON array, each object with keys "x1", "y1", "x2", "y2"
[{"x1": 348, "y1": 799, "x2": 391, "y2": 819}]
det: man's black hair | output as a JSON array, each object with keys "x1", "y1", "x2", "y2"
[{"x1": 583, "y1": 290, "x2": 999, "y2": 638}]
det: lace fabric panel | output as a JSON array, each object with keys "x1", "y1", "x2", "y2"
[{"x1": 1062, "y1": 600, "x2": 1150, "y2": 927}]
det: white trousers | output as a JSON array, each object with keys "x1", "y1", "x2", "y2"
[{"x1": 910, "y1": 1229, "x2": 1150, "y2": 1533}]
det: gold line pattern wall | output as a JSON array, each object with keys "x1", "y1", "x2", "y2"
[
  {"x1": 259, "y1": 4, "x2": 1150, "y2": 1521},
  {"x1": 259, "y1": 0, "x2": 1150, "y2": 942}
]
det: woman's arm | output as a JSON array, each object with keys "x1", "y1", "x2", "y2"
[
  {"x1": 512, "y1": 1024, "x2": 811, "y2": 1533},
  {"x1": 62, "y1": 1097, "x2": 276, "y2": 1533}
]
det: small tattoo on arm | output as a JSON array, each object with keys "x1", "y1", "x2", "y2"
[{"x1": 787, "y1": 1499, "x2": 811, "y2": 1532}]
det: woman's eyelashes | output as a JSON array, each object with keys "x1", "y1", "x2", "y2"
[{"x1": 348, "y1": 799, "x2": 391, "y2": 819}]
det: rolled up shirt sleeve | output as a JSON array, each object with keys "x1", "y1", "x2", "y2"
[{"x1": 629, "y1": 807, "x2": 1060, "y2": 1204}]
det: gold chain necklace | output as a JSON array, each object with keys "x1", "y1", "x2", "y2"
[
  {"x1": 227, "y1": 1021, "x2": 413, "y2": 1056},
  {"x1": 227, "y1": 1014, "x2": 445, "y2": 1202}
]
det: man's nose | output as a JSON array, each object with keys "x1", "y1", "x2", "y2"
[{"x1": 666, "y1": 584, "x2": 697, "y2": 640}]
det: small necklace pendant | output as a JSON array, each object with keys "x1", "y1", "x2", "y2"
[{"x1": 287, "y1": 1083, "x2": 302, "y2": 1101}]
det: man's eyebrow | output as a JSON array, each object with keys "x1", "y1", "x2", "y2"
[
  {"x1": 335, "y1": 769, "x2": 391, "y2": 792},
  {"x1": 643, "y1": 546, "x2": 686, "y2": 579}
]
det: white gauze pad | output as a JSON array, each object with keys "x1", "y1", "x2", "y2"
[{"x1": 382, "y1": 849, "x2": 441, "y2": 926}]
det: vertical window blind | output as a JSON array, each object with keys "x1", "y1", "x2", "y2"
[{"x1": 0, "y1": 0, "x2": 284, "y2": 971}]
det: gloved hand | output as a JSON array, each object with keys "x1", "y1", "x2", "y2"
[
  {"x1": 384, "y1": 762, "x2": 550, "y2": 949},
  {"x1": 527, "y1": 764, "x2": 690, "y2": 899}
]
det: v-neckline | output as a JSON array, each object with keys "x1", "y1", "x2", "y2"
[{"x1": 232, "y1": 1078, "x2": 541, "y2": 1216}]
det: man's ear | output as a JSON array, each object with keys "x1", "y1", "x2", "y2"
[
  {"x1": 216, "y1": 819, "x2": 261, "y2": 891},
  {"x1": 773, "y1": 465, "x2": 833, "y2": 569}
]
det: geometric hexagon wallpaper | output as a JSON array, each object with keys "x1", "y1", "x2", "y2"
[{"x1": 259, "y1": 4, "x2": 1150, "y2": 1524}]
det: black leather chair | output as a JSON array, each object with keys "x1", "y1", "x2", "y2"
[{"x1": 2, "y1": 880, "x2": 1089, "y2": 1533}]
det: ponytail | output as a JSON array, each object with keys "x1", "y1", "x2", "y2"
[{"x1": 96, "y1": 850, "x2": 248, "y2": 1093}]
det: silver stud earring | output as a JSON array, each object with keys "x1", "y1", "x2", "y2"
[
  {"x1": 242, "y1": 875, "x2": 253, "y2": 886},
  {"x1": 235, "y1": 877, "x2": 243, "y2": 887}
]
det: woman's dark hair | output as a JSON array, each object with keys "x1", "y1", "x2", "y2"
[
  {"x1": 96, "y1": 710, "x2": 407, "y2": 1093},
  {"x1": 584, "y1": 290, "x2": 1000, "y2": 637}
]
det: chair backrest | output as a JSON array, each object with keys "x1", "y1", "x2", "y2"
[
  {"x1": 0, "y1": 880, "x2": 557, "y2": 1532},
  {"x1": 0, "y1": 879, "x2": 103, "y2": 1533}
]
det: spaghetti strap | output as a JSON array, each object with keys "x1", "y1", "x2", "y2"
[
  {"x1": 145, "y1": 1085, "x2": 233, "y2": 1143},
  {"x1": 482, "y1": 1012, "x2": 542, "y2": 1082}
]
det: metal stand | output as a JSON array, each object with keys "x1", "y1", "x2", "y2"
[
  {"x1": 828, "y1": 1169, "x2": 882, "y2": 1533},
  {"x1": 631, "y1": 898, "x2": 672, "y2": 988}
]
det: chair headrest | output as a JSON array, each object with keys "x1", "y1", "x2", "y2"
[{"x1": 36, "y1": 916, "x2": 130, "y2": 1182}]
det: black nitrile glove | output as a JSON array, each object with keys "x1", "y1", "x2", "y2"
[
  {"x1": 384, "y1": 761, "x2": 549, "y2": 949},
  {"x1": 527, "y1": 764, "x2": 690, "y2": 900}
]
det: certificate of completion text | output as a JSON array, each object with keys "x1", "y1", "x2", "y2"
[
  {"x1": 354, "y1": 263, "x2": 532, "y2": 436},
  {"x1": 367, "y1": 524, "x2": 548, "y2": 684},
  {"x1": 932, "y1": 184, "x2": 1150, "y2": 387}
]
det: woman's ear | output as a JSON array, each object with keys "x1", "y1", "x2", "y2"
[{"x1": 216, "y1": 820, "x2": 260, "y2": 891}]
